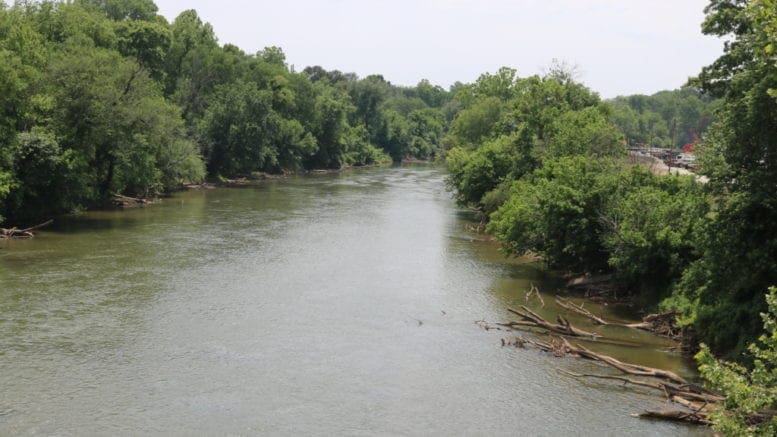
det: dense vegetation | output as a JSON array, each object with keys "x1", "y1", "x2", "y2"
[
  {"x1": 611, "y1": 88, "x2": 719, "y2": 149},
  {"x1": 444, "y1": 67, "x2": 709, "y2": 305},
  {"x1": 444, "y1": 0, "x2": 776, "y2": 432},
  {"x1": 1, "y1": 0, "x2": 775, "y2": 432},
  {"x1": 0, "y1": 0, "x2": 453, "y2": 224}
]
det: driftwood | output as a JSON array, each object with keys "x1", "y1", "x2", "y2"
[
  {"x1": 0, "y1": 219, "x2": 53, "y2": 239},
  {"x1": 506, "y1": 335, "x2": 687, "y2": 384},
  {"x1": 562, "y1": 339, "x2": 688, "y2": 385},
  {"x1": 502, "y1": 306, "x2": 602, "y2": 338},
  {"x1": 555, "y1": 297, "x2": 680, "y2": 339},
  {"x1": 555, "y1": 296, "x2": 612, "y2": 325},
  {"x1": 112, "y1": 192, "x2": 152, "y2": 208},
  {"x1": 637, "y1": 409, "x2": 713, "y2": 426},
  {"x1": 490, "y1": 305, "x2": 776, "y2": 428},
  {"x1": 500, "y1": 334, "x2": 725, "y2": 426},
  {"x1": 525, "y1": 284, "x2": 546, "y2": 307},
  {"x1": 558, "y1": 370, "x2": 723, "y2": 404}
]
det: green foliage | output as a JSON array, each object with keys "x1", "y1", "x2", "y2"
[
  {"x1": 546, "y1": 106, "x2": 625, "y2": 158},
  {"x1": 444, "y1": 69, "x2": 606, "y2": 212},
  {"x1": 4, "y1": 129, "x2": 91, "y2": 222},
  {"x1": 488, "y1": 156, "x2": 619, "y2": 272},
  {"x1": 696, "y1": 287, "x2": 777, "y2": 436},
  {"x1": 115, "y1": 19, "x2": 171, "y2": 79},
  {"x1": 342, "y1": 126, "x2": 392, "y2": 167},
  {"x1": 200, "y1": 81, "x2": 280, "y2": 176},
  {"x1": 406, "y1": 109, "x2": 444, "y2": 159},
  {"x1": 448, "y1": 97, "x2": 504, "y2": 147},
  {"x1": 609, "y1": 88, "x2": 718, "y2": 148},
  {"x1": 602, "y1": 173, "x2": 707, "y2": 296},
  {"x1": 0, "y1": 0, "x2": 454, "y2": 224},
  {"x1": 445, "y1": 133, "x2": 531, "y2": 208},
  {"x1": 663, "y1": 0, "x2": 777, "y2": 357},
  {"x1": 79, "y1": 0, "x2": 159, "y2": 22}
]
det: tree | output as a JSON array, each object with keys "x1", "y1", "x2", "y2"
[
  {"x1": 78, "y1": 0, "x2": 159, "y2": 22},
  {"x1": 347, "y1": 74, "x2": 391, "y2": 145},
  {"x1": 305, "y1": 84, "x2": 353, "y2": 169},
  {"x1": 545, "y1": 106, "x2": 625, "y2": 158},
  {"x1": 696, "y1": 287, "x2": 777, "y2": 435},
  {"x1": 488, "y1": 156, "x2": 620, "y2": 273},
  {"x1": 3, "y1": 129, "x2": 91, "y2": 222},
  {"x1": 200, "y1": 80, "x2": 278, "y2": 176},
  {"x1": 115, "y1": 19, "x2": 171, "y2": 80},
  {"x1": 448, "y1": 96, "x2": 504, "y2": 147},
  {"x1": 671, "y1": 0, "x2": 777, "y2": 356}
]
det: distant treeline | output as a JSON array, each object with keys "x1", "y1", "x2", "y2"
[
  {"x1": 0, "y1": 0, "x2": 456, "y2": 223},
  {"x1": 610, "y1": 88, "x2": 720, "y2": 149},
  {"x1": 0, "y1": 1, "x2": 721, "y2": 226}
]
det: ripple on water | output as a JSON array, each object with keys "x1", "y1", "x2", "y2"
[{"x1": 0, "y1": 166, "x2": 706, "y2": 436}]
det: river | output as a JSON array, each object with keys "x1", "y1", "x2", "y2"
[{"x1": 0, "y1": 166, "x2": 705, "y2": 435}]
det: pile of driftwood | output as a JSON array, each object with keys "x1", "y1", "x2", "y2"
[
  {"x1": 0, "y1": 219, "x2": 53, "y2": 240},
  {"x1": 502, "y1": 335, "x2": 722, "y2": 425},
  {"x1": 479, "y1": 292, "x2": 735, "y2": 427}
]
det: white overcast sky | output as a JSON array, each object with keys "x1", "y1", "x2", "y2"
[{"x1": 153, "y1": 0, "x2": 724, "y2": 98}]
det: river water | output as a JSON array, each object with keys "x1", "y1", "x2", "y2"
[{"x1": 0, "y1": 166, "x2": 704, "y2": 435}]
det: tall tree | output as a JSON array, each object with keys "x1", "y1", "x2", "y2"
[{"x1": 676, "y1": 0, "x2": 777, "y2": 356}]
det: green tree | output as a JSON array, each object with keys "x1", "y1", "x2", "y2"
[
  {"x1": 115, "y1": 19, "x2": 171, "y2": 80},
  {"x1": 545, "y1": 106, "x2": 625, "y2": 158},
  {"x1": 488, "y1": 156, "x2": 619, "y2": 272},
  {"x1": 78, "y1": 0, "x2": 159, "y2": 22},
  {"x1": 3, "y1": 129, "x2": 91, "y2": 222},
  {"x1": 671, "y1": 0, "x2": 777, "y2": 356},
  {"x1": 696, "y1": 287, "x2": 777, "y2": 435}
]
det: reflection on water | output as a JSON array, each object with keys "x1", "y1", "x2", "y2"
[{"x1": 0, "y1": 166, "x2": 706, "y2": 435}]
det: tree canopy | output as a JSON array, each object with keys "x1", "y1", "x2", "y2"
[{"x1": 0, "y1": 0, "x2": 455, "y2": 224}]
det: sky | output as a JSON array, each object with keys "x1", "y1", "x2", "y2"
[{"x1": 153, "y1": 0, "x2": 724, "y2": 98}]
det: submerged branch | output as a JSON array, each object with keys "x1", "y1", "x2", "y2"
[
  {"x1": 505, "y1": 305, "x2": 602, "y2": 338},
  {"x1": 1, "y1": 219, "x2": 54, "y2": 239}
]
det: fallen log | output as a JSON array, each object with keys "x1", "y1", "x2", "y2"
[
  {"x1": 505, "y1": 306, "x2": 602, "y2": 338},
  {"x1": 555, "y1": 297, "x2": 680, "y2": 339},
  {"x1": 112, "y1": 192, "x2": 151, "y2": 207},
  {"x1": 501, "y1": 333, "x2": 687, "y2": 385},
  {"x1": 637, "y1": 409, "x2": 713, "y2": 426},
  {"x1": 0, "y1": 219, "x2": 53, "y2": 239},
  {"x1": 562, "y1": 339, "x2": 688, "y2": 385},
  {"x1": 558, "y1": 370, "x2": 723, "y2": 404},
  {"x1": 555, "y1": 296, "x2": 612, "y2": 325}
]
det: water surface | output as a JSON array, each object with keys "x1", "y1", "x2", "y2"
[{"x1": 0, "y1": 166, "x2": 704, "y2": 435}]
